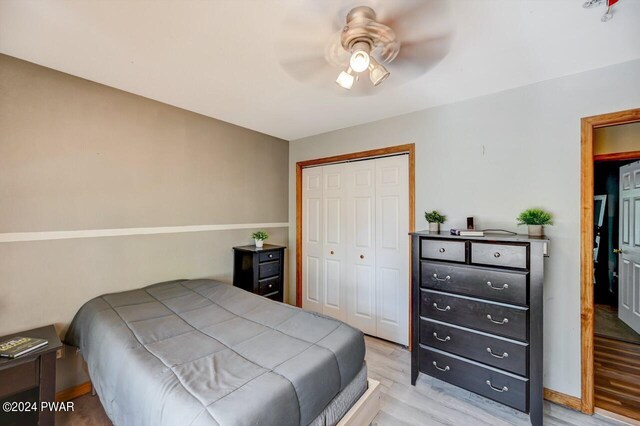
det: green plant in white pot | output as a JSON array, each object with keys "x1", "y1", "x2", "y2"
[
  {"x1": 517, "y1": 208, "x2": 553, "y2": 237},
  {"x1": 252, "y1": 230, "x2": 269, "y2": 248},
  {"x1": 424, "y1": 210, "x2": 446, "y2": 233}
]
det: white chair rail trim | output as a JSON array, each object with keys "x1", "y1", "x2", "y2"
[{"x1": 0, "y1": 222, "x2": 290, "y2": 243}]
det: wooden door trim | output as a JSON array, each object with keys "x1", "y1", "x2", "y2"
[
  {"x1": 594, "y1": 150, "x2": 640, "y2": 162},
  {"x1": 580, "y1": 108, "x2": 640, "y2": 415},
  {"x1": 296, "y1": 144, "x2": 416, "y2": 346}
]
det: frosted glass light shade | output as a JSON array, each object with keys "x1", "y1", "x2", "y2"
[
  {"x1": 336, "y1": 68, "x2": 355, "y2": 89},
  {"x1": 368, "y1": 58, "x2": 390, "y2": 86},
  {"x1": 349, "y1": 50, "x2": 370, "y2": 73}
]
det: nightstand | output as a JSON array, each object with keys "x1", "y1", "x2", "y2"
[
  {"x1": 233, "y1": 244, "x2": 286, "y2": 302},
  {"x1": 0, "y1": 325, "x2": 63, "y2": 426}
]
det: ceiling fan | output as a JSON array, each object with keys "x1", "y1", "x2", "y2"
[
  {"x1": 275, "y1": 0, "x2": 454, "y2": 95},
  {"x1": 334, "y1": 6, "x2": 399, "y2": 90}
]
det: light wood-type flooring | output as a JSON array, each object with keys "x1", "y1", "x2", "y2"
[{"x1": 57, "y1": 336, "x2": 630, "y2": 425}]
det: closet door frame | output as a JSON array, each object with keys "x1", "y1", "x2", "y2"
[{"x1": 296, "y1": 143, "x2": 415, "y2": 348}]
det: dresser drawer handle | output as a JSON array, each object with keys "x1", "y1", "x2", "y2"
[
  {"x1": 268, "y1": 254, "x2": 273, "y2": 258},
  {"x1": 438, "y1": 248, "x2": 446, "y2": 253},
  {"x1": 486, "y1": 347, "x2": 509, "y2": 359},
  {"x1": 493, "y1": 252, "x2": 501, "y2": 258},
  {"x1": 486, "y1": 314, "x2": 508, "y2": 325},
  {"x1": 432, "y1": 332, "x2": 451, "y2": 342},
  {"x1": 486, "y1": 281, "x2": 509, "y2": 290},
  {"x1": 433, "y1": 303, "x2": 451, "y2": 312},
  {"x1": 486, "y1": 380, "x2": 508, "y2": 393},
  {"x1": 432, "y1": 361, "x2": 450, "y2": 372},
  {"x1": 432, "y1": 273, "x2": 451, "y2": 282}
]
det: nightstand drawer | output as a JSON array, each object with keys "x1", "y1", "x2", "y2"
[
  {"x1": 259, "y1": 251, "x2": 280, "y2": 263},
  {"x1": 421, "y1": 261, "x2": 529, "y2": 306},
  {"x1": 0, "y1": 358, "x2": 39, "y2": 397},
  {"x1": 422, "y1": 240, "x2": 466, "y2": 263},
  {"x1": 259, "y1": 261, "x2": 280, "y2": 279},
  {"x1": 421, "y1": 290, "x2": 528, "y2": 341},
  {"x1": 471, "y1": 243, "x2": 527, "y2": 269},
  {"x1": 258, "y1": 277, "x2": 280, "y2": 296}
]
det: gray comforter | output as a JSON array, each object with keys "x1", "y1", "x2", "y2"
[{"x1": 65, "y1": 279, "x2": 365, "y2": 426}]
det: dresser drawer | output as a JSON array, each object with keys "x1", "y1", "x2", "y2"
[
  {"x1": 421, "y1": 262, "x2": 529, "y2": 306},
  {"x1": 420, "y1": 291, "x2": 528, "y2": 341},
  {"x1": 421, "y1": 239, "x2": 466, "y2": 263},
  {"x1": 259, "y1": 250, "x2": 280, "y2": 263},
  {"x1": 420, "y1": 319, "x2": 528, "y2": 376},
  {"x1": 471, "y1": 242, "x2": 528, "y2": 269},
  {"x1": 258, "y1": 276, "x2": 280, "y2": 296},
  {"x1": 258, "y1": 261, "x2": 280, "y2": 279},
  {"x1": 420, "y1": 347, "x2": 528, "y2": 412}
]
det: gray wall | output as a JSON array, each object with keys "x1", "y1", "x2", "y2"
[
  {"x1": 289, "y1": 59, "x2": 640, "y2": 398},
  {"x1": 0, "y1": 54, "x2": 289, "y2": 390}
]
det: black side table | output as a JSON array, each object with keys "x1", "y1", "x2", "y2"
[
  {"x1": 0, "y1": 325, "x2": 63, "y2": 426},
  {"x1": 233, "y1": 244, "x2": 286, "y2": 302}
]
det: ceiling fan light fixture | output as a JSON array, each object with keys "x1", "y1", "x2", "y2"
[
  {"x1": 349, "y1": 41, "x2": 371, "y2": 73},
  {"x1": 336, "y1": 67, "x2": 355, "y2": 90},
  {"x1": 368, "y1": 57, "x2": 390, "y2": 86}
]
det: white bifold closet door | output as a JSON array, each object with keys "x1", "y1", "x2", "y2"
[{"x1": 302, "y1": 155, "x2": 409, "y2": 345}]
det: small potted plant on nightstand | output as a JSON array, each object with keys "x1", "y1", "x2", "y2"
[
  {"x1": 252, "y1": 230, "x2": 269, "y2": 248},
  {"x1": 517, "y1": 208, "x2": 553, "y2": 236},
  {"x1": 424, "y1": 210, "x2": 446, "y2": 233}
]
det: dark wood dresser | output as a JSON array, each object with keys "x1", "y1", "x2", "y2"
[
  {"x1": 0, "y1": 325, "x2": 63, "y2": 426},
  {"x1": 233, "y1": 244, "x2": 285, "y2": 302},
  {"x1": 410, "y1": 232, "x2": 549, "y2": 425}
]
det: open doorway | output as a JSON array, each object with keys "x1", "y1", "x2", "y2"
[
  {"x1": 582, "y1": 116, "x2": 640, "y2": 422},
  {"x1": 593, "y1": 154, "x2": 640, "y2": 420}
]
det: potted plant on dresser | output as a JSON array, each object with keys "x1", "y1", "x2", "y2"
[
  {"x1": 517, "y1": 208, "x2": 553, "y2": 236},
  {"x1": 424, "y1": 210, "x2": 446, "y2": 233},
  {"x1": 252, "y1": 230, "x2": 268, "y2": 248}
]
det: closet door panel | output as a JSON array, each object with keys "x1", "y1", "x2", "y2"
[
  {"x1": 322, "y1": 164, "x2": 347, "y2": 321},
  {"x1": 346, "y1": 161, "x2": 377, "y2": 334},
  {"x1": 375, "y1": 156, "x2": 409, "y2": 345},
  {"x1": 302, "y1": 167, "x2": 323, "y2": 313}
]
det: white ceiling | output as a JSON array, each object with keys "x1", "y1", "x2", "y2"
[{"x1": 1, "y1": 0, "x2": 639, "y2": 140}]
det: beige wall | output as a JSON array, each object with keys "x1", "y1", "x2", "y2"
[
  {"x1": 0, "y1": 54, "x2": 289, "y2": 389},
  {"x1": 289, "y1": 59, "x2": 640, "y2": 398},
  {"x1": 594, "y1": 121, "x2": 640, "y2": 155}
]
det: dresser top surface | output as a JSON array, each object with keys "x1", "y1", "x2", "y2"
[{"x1": 411, "y1": 230, "x2": 549, "y2": 243}]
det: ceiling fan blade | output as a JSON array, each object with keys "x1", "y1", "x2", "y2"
[
  {"x1": 394, "y1": 34, "x2": 453, "y2": 71},
  {"x1": 279, "y1": 56, "x2": 334, "y2": 83}
]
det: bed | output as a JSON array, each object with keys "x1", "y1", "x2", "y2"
[{"x1": 65, "y1": 279, "x2": 378, "y2": 426}]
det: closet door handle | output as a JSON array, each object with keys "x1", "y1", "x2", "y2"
[
  {"x1": 433, "y1": 332, "x2": 451, "y2": 342},
  {"x1": 433, "y1": 303, "x2": 451, "y2": 312},
  {"x1": 360, "y1": 255, "x2": 364, "y2": 259},
  {"x1": 486, "y1": 314, "x2": 508, "y2": 325},
  {"x1": 330, "y1": 251, "x2": 334, "y2": 255},
  {"x1": 432, "y1": 362, "x2": 450, "y2": 372},
  {"x1": 486, "y1": 380, "x2": 508, "y2": 392},
  {"x1": 486, "y1": 281, "x2": 509, "y2": 290},
  {"x1": 432, "y1": 274, "x2": 451, "y2": 282},
  {"x1": 486, "y1": 347, "x2": 509, "y2": 358}
]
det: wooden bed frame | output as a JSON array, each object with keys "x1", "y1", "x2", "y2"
[{"x1": 338, "y1": 379, "x2": 382, "y2": 426}]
